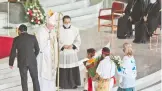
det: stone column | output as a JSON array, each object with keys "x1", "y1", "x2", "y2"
[
  {"x1": 0, "y1": 2, "x2": 27, "y2": 24},
  {"x1": 0, "y1": 12, "x2": 7, "y2": 28}
]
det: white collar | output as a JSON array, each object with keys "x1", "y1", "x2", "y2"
[{"x1": 105, "y1": 56, "x2": 110, "y2": 59}]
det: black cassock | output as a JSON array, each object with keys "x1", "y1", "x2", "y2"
[
  {"x1": 117, "y1": 0, "x2": 143, "y2": 39},
  {"x1": 133, "y1": 0, "x2": 161, "y2": 43},
  {"x1": 158, "y1": 12, "x2": 161, "y2": 25},
  {"x1": 146, "y1": 0, "x2": 161, "y2": 34},
  {"x1": 125, "y1": 0, "x2": 143, "y2": 24},
  {"x1": 117, "y1": 15, "x2": 132, "y2": 39}
]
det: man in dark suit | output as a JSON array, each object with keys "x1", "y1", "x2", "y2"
[{"x1": 9, "y1": 24, "x2": 40, "y2": 91}]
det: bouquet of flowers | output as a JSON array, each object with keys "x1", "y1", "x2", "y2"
[
  {"x1": 110, "y1": 55, "x2": 123, "y2": 72},
  {"x1": 24, "y1": 0, "x2": 46, "y2": 25},
  {"x1": 86, "y1": 56, "x2": 102, "y2": 77}
]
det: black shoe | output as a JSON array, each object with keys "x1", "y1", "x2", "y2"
[
  {"x1": 126, "y1": 35, "x2": 133, "y2": 39},
  {"x1": 133, "y1": 40, "x2": 140, "y2": 43},
  {"x1": 73, "y1": 86, "x2": 78, "y2": 89},
  {"x1": 140, "y1": 40, "x2": 149, "y2": 44}
]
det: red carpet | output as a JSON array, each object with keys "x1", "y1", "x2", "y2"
[{"x1": 0, "y1": 36, "x2": 13, "y2": 59}]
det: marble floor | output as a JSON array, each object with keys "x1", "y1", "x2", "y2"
[{"x1": 0, "y1": 26, "x2": 161, "y2": 91}]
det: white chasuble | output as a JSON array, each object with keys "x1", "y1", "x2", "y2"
[
  {"x1": 36, "y1": 25, "x2": 58, "y2": 80},
  {"x1": 59, "y1": 25, "x2": 81, "y2": 68}
]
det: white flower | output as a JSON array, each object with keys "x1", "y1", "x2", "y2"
[
  {"x1": 27, "y1": 8, "x2": 30, "y2": 11},
  {"x1": 41, "y1": 16, "x2": 44, "y2": 19},
  {"x1": 40, "y1": 15, "x2": 44, "y2": 19},
  {"x1": 30, "y1": 6, "x2": 33, "y2": 8},
  {"x1": 26, "y1": 12, "x2": 29, "y2": 15},
  {"x1": 118, "y1": 60, "x2": 122, "y2": 65},
  {"x1": 33, "y1": 10, "x2": 37, "y2": 13},
  {"x1": 116, "y1": 56, "x2": 120, "y2": 59},
  {"x1": 114, "y1": 56, "x2": 118, "y2": 60},
  {"x1": 37, "y1": 10, "x2": 40, "y2": 12},
  {"x1": 31, "y1": 20, "x2": 34, "y2": 22},
  {"x1": 33, "y1": 14, "x2": 36, "y2": 16},
  {"x1": 38, "y1": 21, "x2": 40, "y2": 24},
  {"x1": 40, "y1": 14, "x2": 43, "y2": 16},
  {"x1": 37, "y1": 14, "x2": 39, "y2": 17},
  {"x1": 38, "y1": 17, "x2": 40, "y2": 20}
]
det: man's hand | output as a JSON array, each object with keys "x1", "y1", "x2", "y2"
[
  {"x1": 63, "y1": 45, "x2": 69, "y2": 49},
  {"x1": 67, "y1": 45, "x2": 73, "y2": 49},
  {"x1": 92, "y1": 77, "x2": 96, "y2": 81},
  {"x1": 10, "y1": 66, "x2": 13, "y2": 69},
  {"x1": 129, "y1": 16, "x2": 132, "y2": 21},
  {"x1": 144, "y1": 16, "x2": 147, "y2": 22},
  {"x1": 63, "y1": 45, "x2": 73, "y2": 49}
]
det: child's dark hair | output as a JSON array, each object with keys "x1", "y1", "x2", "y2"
[
  {"x1": 87, "y1": 48, "x2": 96, "y2": 54},
  {"x1": 102, "y1": 47, "x2": 110, "y2": 56}
]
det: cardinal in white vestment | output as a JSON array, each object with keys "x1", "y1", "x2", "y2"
[
  {"x1": 57, "y1": 15, "x2": 81, "y2": 89},
  {"x1": 36, "y1": 12, "x2": 59, "y2": 91}
]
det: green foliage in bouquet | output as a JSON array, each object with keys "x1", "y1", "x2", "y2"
[
  {"x1": 86, "y1": 56, "x2": 102, "y2": 77},
  {"x1": 24, "y1": 0, "x2": 46, "y2": 25}
]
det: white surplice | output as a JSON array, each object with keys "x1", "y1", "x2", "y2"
[
  {"x1": 96, "y1": 56, "x2": 116, "y2": 91},
  {"x1": 59, "y1": 25, "x2": 81, "y2": 68},
  {"x1": 36, "y1": 25, "x2": 58, "y2": 91}
]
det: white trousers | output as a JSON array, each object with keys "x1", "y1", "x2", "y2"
[{"x1": 39, "y1": 77, "x2": 56, "y2": 91}]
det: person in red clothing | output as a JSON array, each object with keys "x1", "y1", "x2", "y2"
[{"x1": 83, "y1": 48, "x2": 96, "y2": 91}]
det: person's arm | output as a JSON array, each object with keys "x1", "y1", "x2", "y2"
[
  {"x1": 72, "y1": 29, "x2": 81, "y2": 50},
  {"x1": 33, "y1": 36, "x2": 40, "y2": 57},
  {"x1": 59, "y1": 35, "x2": 65, "y2": 51},
  {"x1": 9, "y1": 38, "x2": 17, "y2": 67},
  {"x1": 125, "y1": 0, "x2": 133, "y2": 15},
  {"x1": 117, "y1": 57, "x2": 137, "y2": 78},
  {"x1": 142, "y1": 0, "x2": 150, "y2": 19},
  {"x1": 92, "y1": 73, "x2": 100, "y2": 81},
  {"x1": 83, "y1": 61, "x2": 87, "y2": 66}
]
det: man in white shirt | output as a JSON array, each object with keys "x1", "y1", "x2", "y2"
[{"x1": 57, "y1": 15, "x2": 81, "y2": 89}]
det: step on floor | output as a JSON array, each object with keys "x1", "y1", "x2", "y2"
[
  {"x1": 40, "y1": 0, "x2": 76, "y2": 7},
  {"x1": 63, "y1": 0, "x2": 103, "y2": 18},
  {"x1": 141, "y1": 83, "x2": 161, "y2": 91},
  {"x1": 44, "y1": 0, "x2": 90, "y2": 13}
]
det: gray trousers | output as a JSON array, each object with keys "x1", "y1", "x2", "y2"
[{"x1": 19, "y1": 65, "x2": 40, "y2": 91}]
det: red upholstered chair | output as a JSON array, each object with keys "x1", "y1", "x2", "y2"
[
  {"x1": 0, "y1": 36, "x2": 13, "y2": 59},
  {"x1": 98, "y1": 1, "x2": 125, "y2": 32}
]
